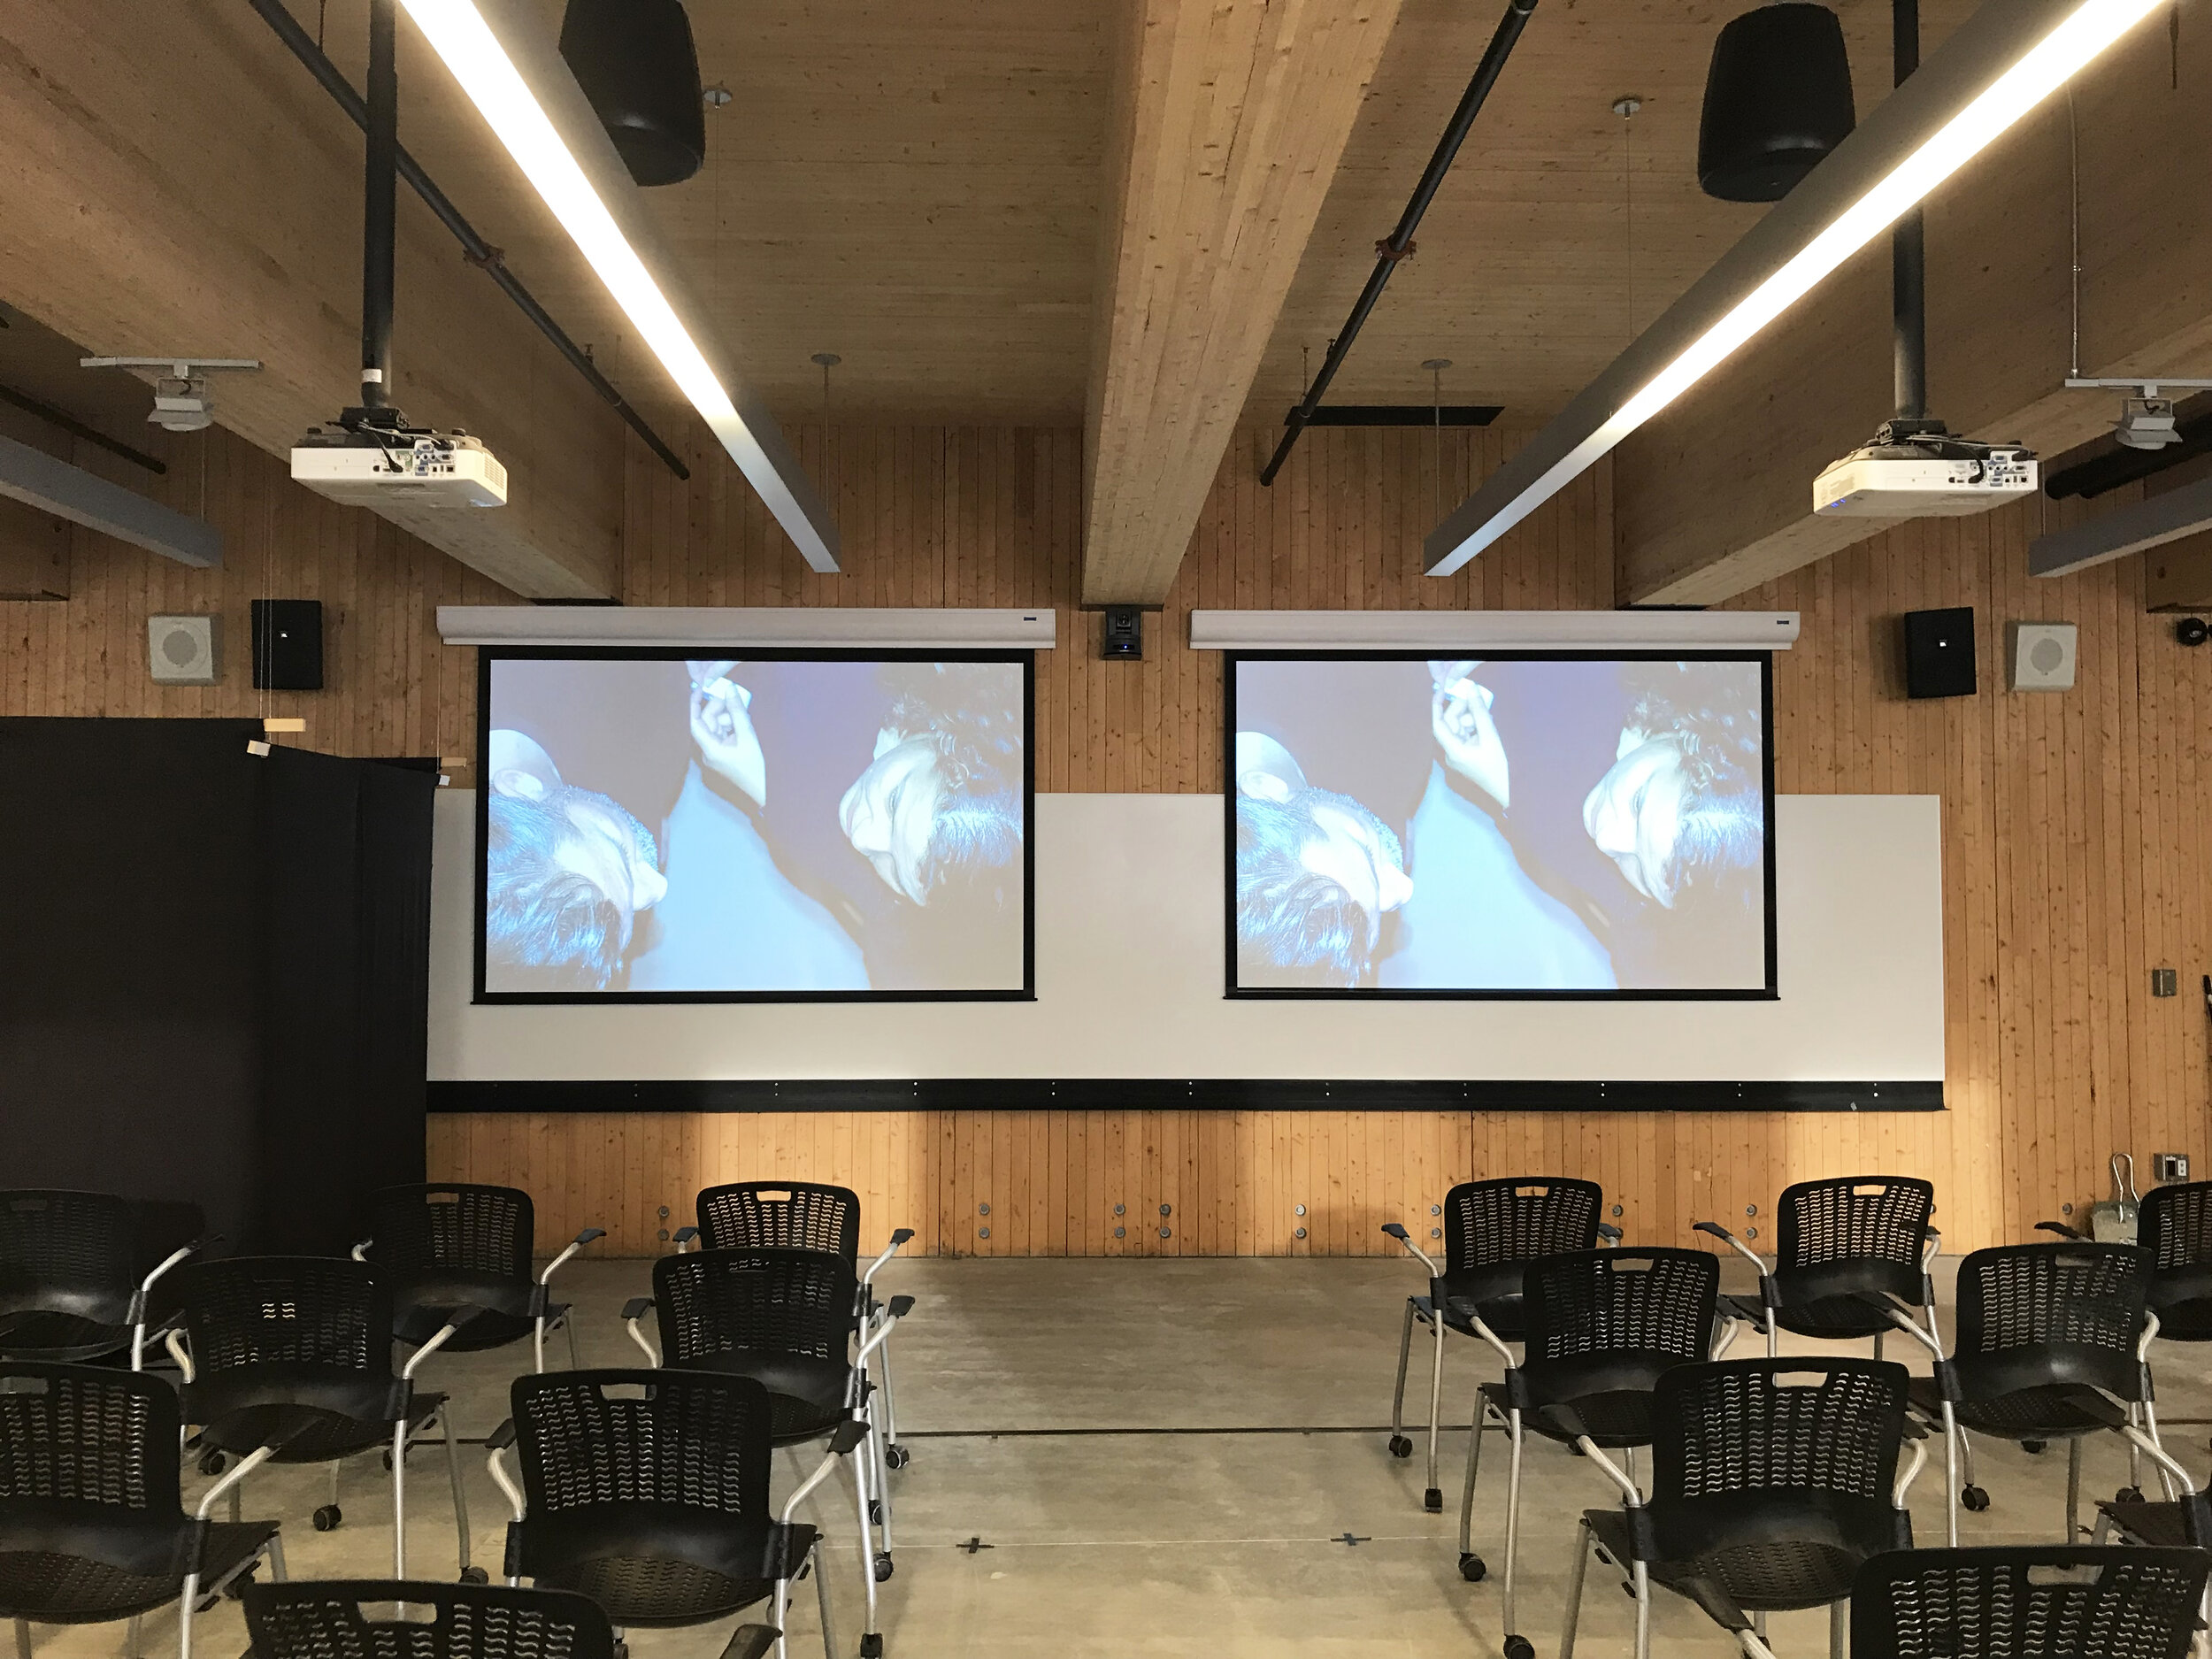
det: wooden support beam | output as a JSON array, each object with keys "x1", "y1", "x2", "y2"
[
  {"x1": 1082, "y1": 0, "x2": 1405, "y2": 606},
  {"x1": 1615, "y1": 20, "x2": 2211, "y2": 607},
  {"x1": 0, "y1": 2, "x2": 623, "y2": 598}
]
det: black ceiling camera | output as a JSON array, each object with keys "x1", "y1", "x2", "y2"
[{"x1": 2177, "y1": 617, "x2": 2209, "y2": 647}]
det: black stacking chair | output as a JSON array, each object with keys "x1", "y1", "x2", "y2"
[
  {"x1": 1906, "y1": 1241, "x2": 2157, "y2": 1544},
  {"x1": 486, "y1": 1369, "x2": 864, "y2": 1659},
  {"x1": 623, "y1": 1248, "x2": 914, "y2": 1605},
  {"x1": 1851, "y1": 1547, "x2": 2210, "y2": 1659},
  {"x1": 354, "y1": 1184, "x2": 604, "y2": 1374},
  {"x1": 1380, "y1": 1176, "x2": 1617, "y2": 1511},
  {"x1": 1560, "y1": 1358, "x2": 1923, "y2": 1659},
  {"x1": 0, "y1": 1361, "x2": 284, "y2": 1659},
  {"x1": 1694, "y1": 1176, "x2": 1940, "y2": 1360},
  {"x1": 2049, "y1": 1180, "x2": 2212, "y2": 1376},
  {"x1": 244, "y1": 1580, "x2": 631, "y2": 1659},
  {"x1": 169, "y1": 1257, "x2": 475, "y2": 1580},
  {"x1": 686, "y1": 1181, "x2": 918, "y2": 1468},
  {"x1": 1457, "y1": 1248, "x2": 1725, "y2": 1657},
  {"x1": 0, "y1": 1191, "x2": 206, "y2": 1369}
]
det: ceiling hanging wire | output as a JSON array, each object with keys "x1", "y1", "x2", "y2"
[
  {"x1": 1614, "y1": 96, "x2": 1641, "y2": 345},
  {"x1": 1423, "y1": 357, "x2": 1452, "y2": 526}
]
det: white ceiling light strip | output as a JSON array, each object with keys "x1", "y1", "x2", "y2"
[
  {"x1": 436, "y1": 605, "x2": 1058, "y2": 649},
  {"x1": 397, "y1": 0, "x2": 839, "y2": 572},
  {"x1": 1426, "y1": 0, "x2": 2166, "y2": 577}
]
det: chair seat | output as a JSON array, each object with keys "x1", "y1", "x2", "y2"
[
  {"x1": 395, "y1": 1303, "x2": 559, "y2": 1354},
  {"x1": 1427, "y1": 1294, "x2": 1529, "y2": 1345},
  {"x1": 2147, "y1": 1297, "x2": 2212, "y2": 1344},
  {"x1": 1907, "y1": 1377, "x2": 2125, "y2": 1440},
  {"x1": 1479, "y1": 1382, "x2": 1654, "y2": 1448},
  {"x1": 0, "y1": 1311, "x2": 134, "y2": 1365},
  {"x1": 199, "y1": 1392, "x2": 446, "y2": 1463},
  {"x1": 1584, "y1": 1509, "x2": 1867, "y2": 1616},
  {"x1": 2098, "y1": 1497, "x2": 2209, "y2": 1549},
  {"x1": 533, "y1": 1554, "x2": 779, "y2": 1628},
  {"x1": 0, "y1": 1523, "x2": 276, "y2": 1623},
  {"x1": 1720, "y1": 1293, "x2": 1897, "y2": 1342}
]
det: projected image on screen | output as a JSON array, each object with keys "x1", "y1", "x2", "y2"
[
  {"x1": 478, "y1": 653, "x2": 1029, "y2": 1000},
  {"x1": 1228, "y1": 656, "x2": 1773, "y2": 997}
]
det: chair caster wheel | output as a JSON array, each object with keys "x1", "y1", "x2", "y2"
[
  {"x1": 869, "y1": 1499, "x2": 884, "y2": 1525},
  {"x1": 459, "y1": 1567, "x2": 489, "y2": 1585},
  {"x1": 2116, "y1": 1486, "x2": 2144, "y2": 1504},
  {"x1": 1386, "y1": 1435, "x2": 1413, "y2": 1459},
  {"x1": 198, "y1": 1449, "x2": 227, "y2": 1478},
  {"x1": 223, "y1": 1568, "x2": 257, "y2": 1601},
  {"x1": 886, "y1": 1443, "x2": 911, "y2": 1471},
  {"x1": 1424, "y1": 1487, "x2": 1443, "y2": 1512},
  {"x1": 1504, "y1": 1637, "x2": 1535, "y2": 1659},
  {"x1": 1961, "y1": 1486, "x2": 1990, "y2": 1512},
  {"x1": 860, "y1": 1635, "x2": 884, "y2": 1658},
  {"x1": 312, "y1": 1504, "x2": 342, "y2": 1532},
  {"x1": 2021, "y1": 1440, "x2": 2047, "y2": 1455},
  {"x1": 1458, "y1": 1553, "x2": 1486, "y2": 1583},
  {"x1": 873, "y1": 1553, "x2": 895, "y2": 1583}
]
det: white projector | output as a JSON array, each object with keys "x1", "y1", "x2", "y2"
[
  {"x1": 291, "y1": 430, "x2": 508, "y2": 508},
  {"x1": 1814, "y1": 420, "x2": 2036, "y2": 518}
]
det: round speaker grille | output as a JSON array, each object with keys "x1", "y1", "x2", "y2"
[{"x1": 2031, "y1": 638, "x2": 2064, "y2": 673}]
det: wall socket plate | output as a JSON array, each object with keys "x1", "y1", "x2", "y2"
[
  {"x1": 2153, "y1": 967, "x2": 2179, "y2": 997},
  {"x1": 2156, "y1": 1153, "x2": 2190, "y2": 1183}
]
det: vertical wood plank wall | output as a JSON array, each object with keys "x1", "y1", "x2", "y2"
[{"x1": 7, "y1": 423, "x2": 2205, "y2": 1256}]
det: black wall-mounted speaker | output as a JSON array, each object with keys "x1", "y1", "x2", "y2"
[
  {"x1": 1902, "y1": 606, "x2": 1976, "y2": 700},
  {"x1": 559, "y1": 0, "x2": 707, "y2": 187},
  {"x1": 1697, "y1": 4, "x2": 1856, "y2": 203},
  {"x1": 251, "y1": 599, "x2": 324, "y2": 692}
]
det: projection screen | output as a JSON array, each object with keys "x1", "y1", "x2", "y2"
[
  {"x1": 476, "y1": 650, "x2": 1032, "y2": 1002},
  {"x1": 1226, "y1": 653, "x2": 1777, "y2": 998}
]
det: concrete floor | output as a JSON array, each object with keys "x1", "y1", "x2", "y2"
[{"x1": 24, "y1": 1256, "x2": 2212, "y2": 1659}]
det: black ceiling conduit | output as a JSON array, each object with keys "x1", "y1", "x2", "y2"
[
  {"x1": 249, "y1": 0, "x2": 690, "y2": 480},
  {"x1": 1259, "y1": 0, "x2": 1538, "y2": 488}
]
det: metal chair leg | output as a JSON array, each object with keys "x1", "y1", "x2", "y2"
[
  {"x1": 1389, "y1": 1298, "x2": 1416, "y2": 1449},
  {"x1": 1632, "y1": 1558, "x2": 1652, "y2": 1659},
  {"x1": 1830, "y1": 1596, "x2": 1847, "y2": 1659},
  {"x1": 565, "y1": 1310, "x2": 581, "y2": 1371},
  {"x1": 13, "y1": 1618, "x2": 29, "y2": 1659},
  {"x1": 1424, "y1": 1310, "x2": 1447, "y2": 1509},
  {"x1": 534, "y1": 1316, "x2": 545, "y2": 1375},
  {"x1": 876, "y1": 1328, "x2": 904, "y2": 1463},
  {"x1": 266, "y1": 1532, "x2": 288, "y2": 1582},
  {"x1": 1560, "y1": 1517, "x2": 1594, "y2": 1659},
  {"x1": 127, "y1": 1614, "x2": 143, "y2": 1659},
  {"x1": 813, "y1": 1532, "x2": 839, "y2": 1659},
  {"x1": 1502, "y1": 1408, "x2": 1525, "y2": 1646},
  {"x1": 442, "y1": 1403, "x2": 471, "y2": 1575},
  {"x1": 2066, "y1": 1435, "x2": 2083, "y2": 1542},
  {"x1": 1941, "y1": 1401, "x2": 1961, "y2": 1548},
  {"x1": 851, "y1": 1445, "x2": 882, "y2": 1657},
  {"x1": 1456, "y1": 1394, "x2": 1486, "y2": 1569}
]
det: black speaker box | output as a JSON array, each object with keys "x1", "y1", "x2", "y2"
[
  {"x1": 1102, "y1": 605, "x2": 1143, "y2": 660},
  {"x1": 252, "y1": 599, "x2": 324, "y2": 692},
  {"x1": 1902, "y1": 606, "x2": 1975, "y2": 699}
]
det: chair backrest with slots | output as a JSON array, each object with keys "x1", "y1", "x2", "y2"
[
  {"x1": 174, "y1": 1256, "x2": 400, "y2": 1430},
  {"x1": 507, "y1": 1370, "x2": 776, "y2": 1577},
  {"x1": 244, "y1": 1579, "x2": 617, "y2": 1659},
  {"x1": 0, "y1": 1361, "x2": 186, "y2": 1576},
  {"x1": 1770, "y1": 1176, "x2": 1933, "y2": 1307},
  {"x1": 695, "y1": 1183, "x2": 861, "y2": 1263},
  {"x1": 2135, "y1": 1182, "x2": 2212, "y2": 1331},
  {"x1": 1438, "y1": 1178, "x2": 1604, "y2": 1310},
  {"x1": 366, "y1": 1186, "x2": 539, "y2": 1320},
  {"x1": 1518, "y1": 1248, "x2": 1719, "y2": 1408},
  {"x1": 1646, "y1": 1358, "x2": 1910, "y2": 1566},
  {"x1": 1850, "y1": 1547, "x2": 2208, "y2": 1659},
  {"x1": 0, "y1": 1191, "x2": 138, "y2": 1326},
  {"x1": 1948, "y1": 1243, "x2": 2150, "y2": 1404}
]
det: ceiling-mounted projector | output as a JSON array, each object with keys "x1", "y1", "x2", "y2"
[
  {"x1": 291, "y1": 423, "x2": 509, "y2": 508},
  {"x1": 1814, "y1": 418, "x2": 2036, "y2": 518}
]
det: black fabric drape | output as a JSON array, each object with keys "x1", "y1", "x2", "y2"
[{"x1": 0, "y1": 719, "x2": 434, "y2": 1253}]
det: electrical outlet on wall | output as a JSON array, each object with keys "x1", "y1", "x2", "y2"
[{"x1": 2155, "y1": 1154, "x2": 2190, "y2": 1183}]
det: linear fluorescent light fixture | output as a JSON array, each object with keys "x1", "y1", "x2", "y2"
[
  {"x1": 436, "y1": 605, "x2": 1058, "y2": 649},
  {"x1": 1426, "y1": 0, "x2": 2166, "y2": 578},
  {"x1": 1189, "y1": 609, "x2": 1798, "y2": 652},
  {"x1": 396, "y1": 0, "x2": 838, "y2": 572}
]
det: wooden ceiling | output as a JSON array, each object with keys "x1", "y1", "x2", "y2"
[{"x1": 362, "y1": 0, "x2": 1976, "y2": 429}]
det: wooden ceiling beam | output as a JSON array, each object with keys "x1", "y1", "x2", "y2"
[
  {"x1": 0, "y1": 2, "x2": 624, "y2": 598},
  {"x1": 1615, "y1": 21, "x2": 2212, "y2": 607},
  {"x1": 1082, "y1": 0, "x2": 1405, "y2": 606}
]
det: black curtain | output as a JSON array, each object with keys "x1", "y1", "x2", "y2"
[{"x1": 0, "y1": 719, "x2": 434, "y2": 1253}]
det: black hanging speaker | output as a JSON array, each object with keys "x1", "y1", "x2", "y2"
[
  {"x1": 1902, "y1": 607, "x2": 1976, "y2": 700},
  {"x1": 251, "y1": 599, "x2": 324, "y2": 692},
  {"x1": 559, "y1": 0, "x2": 707, "y2": 188},
  {"x1": 1698, "y1": 4, "x2": 1855, "y2": 203}
]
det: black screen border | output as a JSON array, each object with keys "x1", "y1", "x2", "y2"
[
  {"x1": 1222, "y1": 649, "x2": 1780, "y2": 1002},
  {"x1": 473, "y1": 645, "x2": 1037, "y2": 1005}
]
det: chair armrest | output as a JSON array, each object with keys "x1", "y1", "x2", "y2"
[
  {"x1": 672, "y1": 1226, "x2": 698, "y2": 1251},
  {"x1": 2139, "y1": 1309, "x2": 2162, "y2": 1364},
  {"x1": 856, "y1": 1303, "x2": 910, "y2": 1364},
  {"x1": 403, "y1": 1310, "x2": 479, "y2": 1379},
  {"x1": 623, "y1": 1299, "x2": 660, "y2": 1366},
  {"x1": 1442, "y1": 1299, "x2": 1517, "y2": 1368},
  {"x1": 1693, "y1": 1220, "x2": 1770, "y2": 1276},
  {"x1": 194, "y1": 1443, "x2": 277, "y2": 1520},
  {"x1": 165, "y1": 1327, "x2": 196, "y2": 1384},
  {"x1": 131, "y1": 1233, "x2": 215, "y2": 1371},
  {"x1": 1555, "y1": 1412, "x2": 1640, "y2": 1507},
  {"x1": 486, "y1": 1420, "x2": 526, "y2": 1523},
  {"x1": 1861, "y1": 1292, "x2": 1948, "y2": 1362},
  {"x1": 538, "y1": 1229, "x2": 605, "y2": 1286},
  {"x1": 777, "y1": 1425, "x2": 867, "y2": 1525},
  {"x1": 1893, "y1": 1433, "x2": 1929, "y2": 1507},
  {"x1": 1709, "y1": 1312, "x2": 1745, "y2": 1362},
  {"x1": 863, "y1": 1230, "x2": 912, "y2": 1286},
  {"x1": 350, "y1": 1238, "x2": 373, "y2": 1263},
  {"x1": 2036, "y1": 1219, "x2": 2086, "y2": 1240},
  {"x1": 1596, "y1": 1222, "x2": 1624, "y2": 1244},
  {"x1": 1380, "y1": 1222, "x2": 1441, "y2": 1277}
]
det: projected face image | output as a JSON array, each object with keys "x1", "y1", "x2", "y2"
[
  {"x1": 841, "y1": 733, "x2": 947, "y2": 903},
  {"x1": 1585, "y1": 670, "x2": 1765, "y2": 913}
]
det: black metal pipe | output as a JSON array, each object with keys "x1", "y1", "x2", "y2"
[
  {"x1": 250, "y1": 0, "x2": 689, "y2": 477},
  {"x1": 1892, "y1": 0, "x2": 1926, "y2": 420},
  {"x1": 1259, "y1": 0, "x2": 1537, "y2": 487},
  {"x1": 0, "y1": 383, "x2": 166, "y2": 474},
  {"x1": 362, "y1": 0, "x2": 397, "y2": 411}
]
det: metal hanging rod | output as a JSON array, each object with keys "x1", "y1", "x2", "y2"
[{"x1": 248, "y1": 0, "x2": 690, "y2": 480}]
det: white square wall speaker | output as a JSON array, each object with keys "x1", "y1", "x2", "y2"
[
  {"x1": 2009, "y1": 621, "x2": 2077, "y2": 692},
  {"x1": 148, "y1": 614, "x2": 220, "y2": 685}
]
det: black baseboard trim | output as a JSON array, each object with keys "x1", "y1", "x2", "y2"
[{"x1": 427, "y1": 1079, "x2": 1942, "y2": 1115}]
